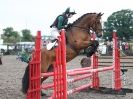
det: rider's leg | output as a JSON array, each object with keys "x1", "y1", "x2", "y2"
[
  {"x1": 46, "y1": 28, "x2": 60, "y2": 50},
  {"x1": 50, "y1": 27, "x2": 60, "y2": 41}
]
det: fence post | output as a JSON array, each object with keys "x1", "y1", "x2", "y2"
[
  {"x1": 54, "y1": 29, "x2": 67, "y2": 99},
  {"x1": 26, "y1": 31, "x2": 41, "y2": 99},
  {"x1": 91, "y1": 33, "x2": 99, "y2": 89},
  {"x1": 113, "y1": 31, "x2": 122, "y2": 91}
]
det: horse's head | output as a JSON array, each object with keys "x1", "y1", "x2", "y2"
[
  {"x1": 89, "y1": 13, "x2": 103, "y2": 38},
  {"x1": 65, "y1": 13, "x2": 104, "y2": 55},
  {"x1": 68, "y1": 13, "x2": 103, "y2": 38}
]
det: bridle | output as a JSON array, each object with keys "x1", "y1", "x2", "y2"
[
  {"x1": 65, "y1": 20, "x2": 103, "y2": 54},
  {"x1": 72, "y1": 25, "x2": 103, "y2": 35},
  {"x1": 69, "y1": 17, "x2": 103, "y2": 34}
]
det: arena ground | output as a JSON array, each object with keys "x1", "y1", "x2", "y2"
[{"x1": 0, "y1": 55, "x2": 133, "y2": 99}]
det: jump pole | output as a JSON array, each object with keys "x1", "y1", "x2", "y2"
[
  {"x1": 26, "y1": 30, "x2": 122, "y2": 99},
  {"x1": 112, "y1": 31, "x2": 121, "y2": 90},
  {"x1": 44, "y1": 31, "x2": 122, "y2": 99},
  {"x1": 90, "y1": 31, "x2": 122, "y2": 91},
  {"x1": 91, "y1": 33, "x2": 99, "y2": 89},
  {"x1": 26, "y1": 31, "x2": 41, "y2": 99}
]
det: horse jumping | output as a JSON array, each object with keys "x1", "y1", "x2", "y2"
[{"x1": 22, "y1": 12, "x2": 103, "y2": 94}]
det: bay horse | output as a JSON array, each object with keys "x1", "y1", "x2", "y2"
[{"x1": 22, "y1": 13, "x2": 103, "y2": 94}]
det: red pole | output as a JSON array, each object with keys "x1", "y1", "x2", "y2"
[
  {"x1": 41, "y1": 67, "x2": 92, "y2": 77},
  {"x1": 67, "y1": 83, "x2": 92, "y2": 95},
  {"x1": 53, "y1": 30, "x2": 67, "y2": 99},
  {"x1": 113, "y1": 31, "x2": 122, "y2": 91},
  {"x1": 61, "y1": 30, "x2": 67, "y2": 99},
  {"x1": 27, "y1": 31, "x2": 41, "y2": 99},
  {"x1": 91, "y1": 33, "x2": 99, "y2": 89}
]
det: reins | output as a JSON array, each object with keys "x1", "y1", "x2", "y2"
[
  {"x1": 72, "y1": 25, "x2": 92, "y2": 34},
  {"x1": 72, "y1": 25, "x2": 103, "y2": 34}
]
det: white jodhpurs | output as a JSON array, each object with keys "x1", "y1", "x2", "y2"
[
  {"x1": 46, "y1": 27, "x2": 59, "y2": 50},
  {"x1": 50, "y1": 27, "x2": 60, "y2": 40}
]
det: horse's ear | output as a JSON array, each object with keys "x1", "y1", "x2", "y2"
[
  {"x1": 98, "y1": 12, "x2": 104, "y2": 16},
  {"x1": 101, "y1": 13, "x2": 104, "y2": 16}
]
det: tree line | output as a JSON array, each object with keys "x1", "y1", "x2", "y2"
[
  {"x1": 103, "y1": 9, "x2": 133, "y2": 41},
  {"x1": 1, "y1": 9, "x2": 133, "y2": 44},
  {"x1": 1, "y1": 27, "x2": 34, "y2": 44}
]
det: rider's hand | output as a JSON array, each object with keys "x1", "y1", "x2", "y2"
[{"x1": 64, "y1": 25, "x2": 67, "y2": 28}]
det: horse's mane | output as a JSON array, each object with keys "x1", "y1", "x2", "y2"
[
  {"x1": 72, "y1": 13, "x2": 97, "y2": 25},
  {"x1": 66, "y1": 13, "x2": 97, "y2": 30}
]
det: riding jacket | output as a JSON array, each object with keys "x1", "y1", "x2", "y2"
[{"x1": 50, "y1": 14, "x2": 68, "y2": 30}]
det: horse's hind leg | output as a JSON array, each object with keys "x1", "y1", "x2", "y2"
[
  {"x1": 41, "y1": 64, "x2": 53, "y2": 82},
  {"x1": 41, "y1": 77, "x2": 48, "y2": 96},
  {"x1": 41, "y1": 64, "x2": 53, "y2": 96}
]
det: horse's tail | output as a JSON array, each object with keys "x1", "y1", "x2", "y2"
[{"x1": 22, "y1": 65, "x2": 29, "y2": 94}]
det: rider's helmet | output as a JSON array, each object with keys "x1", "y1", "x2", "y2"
[{"x1": 64, "y1": 7, "x2": 76, "y2": 15}]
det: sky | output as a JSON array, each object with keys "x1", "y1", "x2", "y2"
[{"x1": 0, "y1": 0, "x2": 133, "y2": 36}]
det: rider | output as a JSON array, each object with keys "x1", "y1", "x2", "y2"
[{"x1": 46, "y1": 7, "x2": 76, "y2": 50}]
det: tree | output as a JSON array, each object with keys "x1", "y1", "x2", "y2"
[
  {"x1": 21, "y1": 29, "x2": 33, "y2": 41},
  {"x1": 103, "y1": 9, "x2": 133, "y2": 40},
  {"x1": 2, "y1": 27, "x2": 21, "y2": 43}
]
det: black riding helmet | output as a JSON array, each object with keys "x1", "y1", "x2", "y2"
[{"x1": 64, "y1": 7, "x2": 76, "y2": 15}]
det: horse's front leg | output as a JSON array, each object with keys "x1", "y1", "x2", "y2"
[
  {"x1": 85, "y1": 40, "x2": 99, "y2": 57},
  {"x1": 75, "y1": 39, "x2": 98, "y2": 49},
  {"x1": 74, "y1": 40, "x2": 92, "y2": 49},
  {"x1": 77, "y1": 40, "x2": 99, "y2": 57}
]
